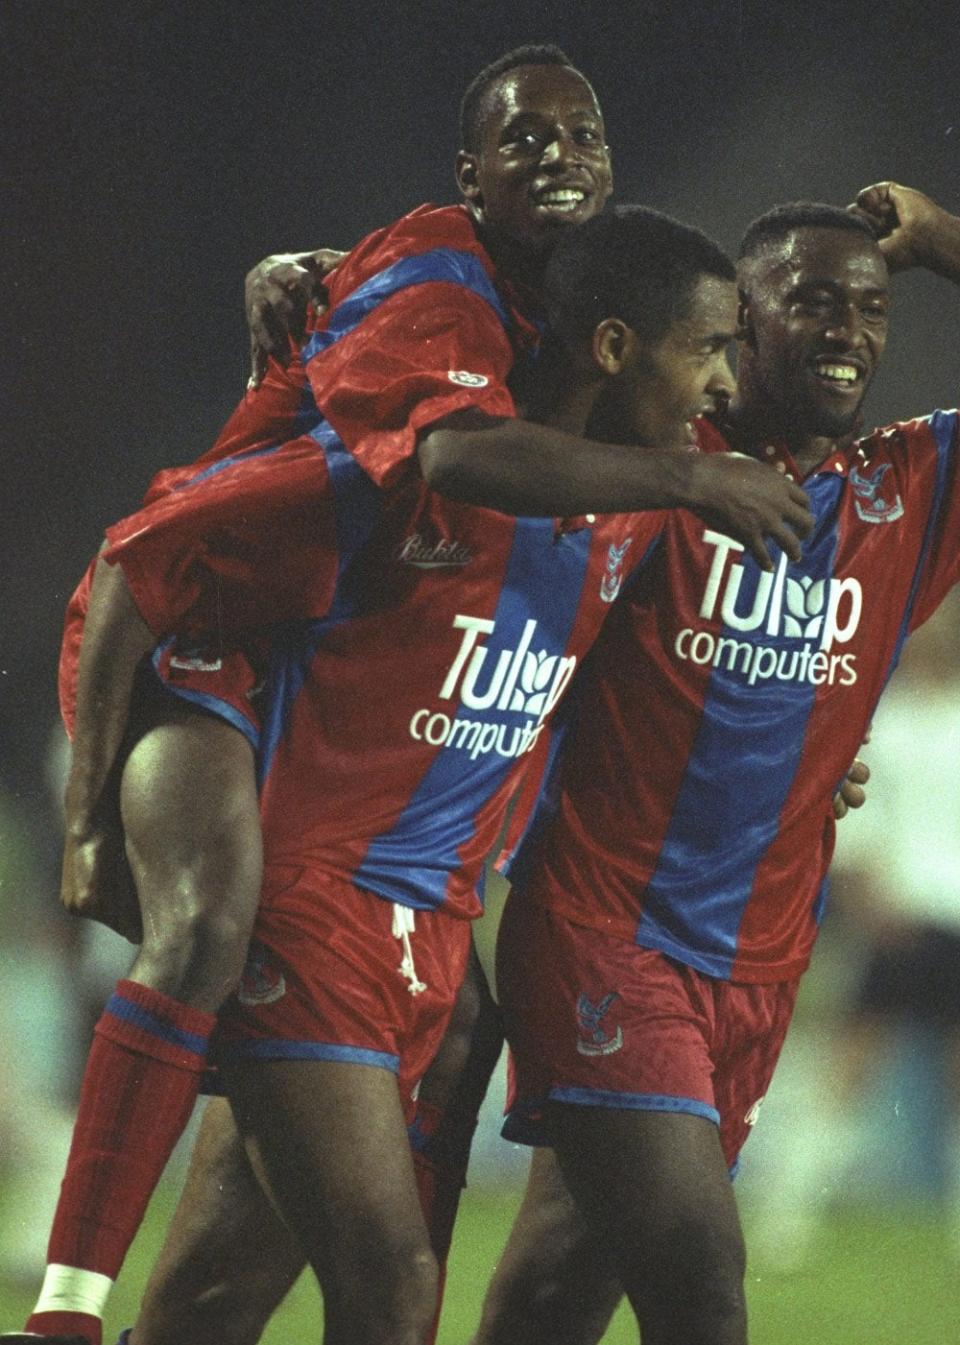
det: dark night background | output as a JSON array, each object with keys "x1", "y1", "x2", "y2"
[{"x1": 4, "y1": 0, "x2": 960, "y2": 837}]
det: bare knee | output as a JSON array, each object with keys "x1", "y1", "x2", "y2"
[
  {"x1": 135, "y1": 1261, "x2": 297, "y2": 1345},
  {"x1": 326, "y1": 1236, "x2": 439, "y2": 1345},
  {"x1": 626, "y1": 1209, "x2": 746, "y2": 1341}
]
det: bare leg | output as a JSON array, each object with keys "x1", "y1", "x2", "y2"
[
  {"x1": 550, "y1": 1107, "x2": 747, "y2": 1345},
  {"x1": 120, "y1": 700, "x2": 263, "y2": 1011},
  {"x1": 226, "y1": 1060, "x2": 439, "y2": 1345},
  {"x1": 20, "y1": 700, "x2": 264, "y2": 1345},
  {"x1": 472, "y1": 1146, "x2": 622, "y2": 1345},
  {"x1": 132, "y1": 1098, "x2": 305, "y2": 1345}
]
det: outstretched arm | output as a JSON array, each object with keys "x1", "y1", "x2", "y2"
[
  {"x1": 853, "y1": 182, "x2": 960, "y2": 284},
  {"x1": 418, "y1": 411, "x2": 814, "y2": 571}
]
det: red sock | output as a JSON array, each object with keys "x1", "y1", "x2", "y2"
[
  {"x1": 410, "y1": 1099, "x2": 478, "y2": 1345},
  {"x1": 21, "y1": 1309, "x2": 102, "y2": 1345},
  {"x1": 26, "y1": 980, "x2": 214, "y2": 1342}
]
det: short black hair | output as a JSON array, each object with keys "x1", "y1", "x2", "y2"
[
  {"x1": 738, "y1": 201, "x2": 878, "y2": 262},
  {"x1": 460, "y1": 44, "x2": 578, "y2": 154},
  {"x1": 543, "y1": 204, "x2": 735, "y2": 352}
]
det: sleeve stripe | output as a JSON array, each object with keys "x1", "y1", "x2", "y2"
[{"x1": 300, "y1": 247, "x2": 510, "y2": 364}]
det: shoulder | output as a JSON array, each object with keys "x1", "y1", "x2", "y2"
[
  {"x1": 326, "y1": 204, "x2": 493, "y2": 305},
  {"x1": 856, "y1": 409, "x2": 960, "y2": 463}
]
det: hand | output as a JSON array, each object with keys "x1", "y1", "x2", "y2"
[
  {"x1": 61, "y1": 819, "x2": 142, "y2": 943},
  {"x1": 850, "y1": 182, "x2": 959, "y2": 275},
  {"x1": 246, "y1": 247, "x2": 348, "y2": 388},
  {"x1": 689, "y1": 453, "x2": 814, "y2": 571},
  {"x1": 833, "y1": 756, "x2": 870, "y2": 820}
]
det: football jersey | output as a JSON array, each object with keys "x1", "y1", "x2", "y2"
[
  {"x1": 503, "y1": 410, "x2": 960, "y2": 982},
  {"x1": 59, "y1": 203, "x2": 535, "y2": 731},
  {"x1": 94, "y1": 204, "x2": 650, "y2": 922}
]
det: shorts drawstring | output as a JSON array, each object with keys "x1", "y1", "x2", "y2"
[{"x1": 392, "y1": 904, "x2": 427, "y2": 995}]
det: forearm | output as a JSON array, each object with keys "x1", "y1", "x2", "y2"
[
  {"x1": 926, "y1": 210, "x2": 960, "y2": 285},
  {"x1": 418, "y1": 417, "x2": 697, "y2": 516},
  {"x1": 65, "y1": 554, "x2": 155, "y2": 831}
]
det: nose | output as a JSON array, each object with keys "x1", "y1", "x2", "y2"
[
  {"x1": 824, "y1": 302, "x2": 865, "y2": 345},
  {"x1": 707, "y1": 358, "x2": 736, "y2": 400},
  {"x1": 539, "y1": 129, "x2": 583, "y2": 168}
]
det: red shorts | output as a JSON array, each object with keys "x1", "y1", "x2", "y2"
[
  {"x1": 497, "y1": 891, "x2": 799, "y2": 1169},
  {"x1": 59, "y1": 560, "x2": 263, "y2": 746},
  {"x1": 212, "y1": 863, "x2": 472, "y2": 1123}
]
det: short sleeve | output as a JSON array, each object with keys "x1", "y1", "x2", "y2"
[
  {"x1": 304, "y1": 282, "x2": 518, "y2": 488},
  {"x1": 905, "y1": 410, "x2": 960, "y2": 631},
  {"x1": 104, "y1": 436, "x2": 340, "y2": 640}
]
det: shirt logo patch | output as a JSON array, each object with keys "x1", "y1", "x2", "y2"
[
  {"x1": 397, "y1": 532, "x2": 472, "y2": 569},
  {"x1": 744, "y1": 1095, "x2": 765, "y2": 1127},
  {"x1": 849, "y1": 461, "x2": 904, "y2": 524},
  {"x1": 169, "y1": 650, "x2": 223, "y2": 672},
  {"x1": 600, "y1": 538, "x2": 633, "y2": 603},
  {"x1": 672, "y1": 530, "x2": 863, "y2": 689},
  {"x1": 447, "y1": 369, "x2": 489, "y2": 388},
  {"x1": 237, "y1": 946, "x2": 286, "y2": 1005},
  {"x1": 576, "y1": 991, "x2": 623, "y2": 1056}
]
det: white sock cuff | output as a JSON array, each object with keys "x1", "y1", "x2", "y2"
[{"x1": 34, "y1": 1263, "x2": 114, "y2": 1319}]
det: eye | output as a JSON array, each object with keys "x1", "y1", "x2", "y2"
[
  {"x1": 504, "y1": 130, "x2": 544, "y2": 153},
  {"x1": 793, "y1": 293, "x2": 833, "y2": 316},
  {"x1": 573, "y1": 125, "x2": 604, "y2": 146},
  {"x1": 861, "y1": 302, "x2": 888, "y2": 323}
]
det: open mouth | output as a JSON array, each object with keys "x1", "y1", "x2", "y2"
[
  {"x1": 533, "y1": 185, "x2": 590, "y2": 217},
  {"x1": 810, "y1": 355, "x2": 866, "y2": 394}
]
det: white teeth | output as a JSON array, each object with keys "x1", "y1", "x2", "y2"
[
  {"x1": 816, "y1": 361, "x2": 859, "y2": 383},
  {"x1": 538, "y1": 189, "x2": 585, "y2": 207}
]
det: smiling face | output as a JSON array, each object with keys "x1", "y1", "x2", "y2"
[
  {"x1": 738, "y1": 227, "x2": 889, "y2": 439},
  {"x1": 456, "y1": 63, "x2": 613, "y2": 255},
  {"x1": 594, "y1": 274, "x2": 738, "y2": 449}
]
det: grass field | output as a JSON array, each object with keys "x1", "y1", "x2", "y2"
[{"x1": 2, "y1": 1182, "x2": 957, "y2": 1343}]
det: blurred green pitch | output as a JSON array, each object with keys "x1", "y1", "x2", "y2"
[{"x1": 1, "y1": 1181, "x2": 956, "y2": 1343}]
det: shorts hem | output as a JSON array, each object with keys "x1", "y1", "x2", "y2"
[
  {"x1": 214, "y1": 1040, "x2": 401, "y2": 1071},
  {"x1": 502, "y1": 1089, "x2": 720, "y2": 1147}
]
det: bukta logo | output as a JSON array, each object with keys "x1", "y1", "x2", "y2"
[{"x1": 397, "y1": 532, "x2": 472, "y2": 569}]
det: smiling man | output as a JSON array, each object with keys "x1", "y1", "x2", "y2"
[{"x1": 490, "y1": 182, "x2": 960, "y2": 1345}]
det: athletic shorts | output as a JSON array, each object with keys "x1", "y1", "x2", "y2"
[
  {"x1": 59, "y1": 559, "x2": 264, "y2": 745},
  {"x1": 211, "y1": 863, "x2": 473, "y2": 1124},
  {"x1": 497, "y1": 891, "x2": 799, "y2": 1169}
]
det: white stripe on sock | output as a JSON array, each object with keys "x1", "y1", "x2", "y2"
[{"x1": 34, "y1": 1263, "x2": 114, "y2": 1319}]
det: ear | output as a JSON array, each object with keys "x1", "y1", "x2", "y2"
[
  {"x1": 455, "y1": 151, "x2": 482, "y2": 207},
  {"x1": 593, "y1": 318, "x2": 635, "y2": 374},
  {"x1": 736, "y1": 287, "x2": 755, "y2": 346}
]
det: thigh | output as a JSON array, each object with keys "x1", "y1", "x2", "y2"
[
  {"x1": 121, "y1": 690, "x2": 261, "y2": 888},
  {"x1": 549, "y1": 1104, "x2": 745, "y2": 1345},
  {"x1": 119, "y1": 692, "x2": 263, "y2": 1004},
  {"x1": 474, "y1": 1146, "x2": 622, "y2": 1345},
  {"x1": 225, "y1": 1058, "x2": 433, "y2": 1280},
  {"x1": 135, "y1": 1097, "x2": 305, "y2": 1345}
]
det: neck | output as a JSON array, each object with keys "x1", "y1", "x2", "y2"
[
  {"x1": 725, "y1": 395, "x2": 851, "y2": 478},
  {"x1": 475, "y1": 217, "x2": 551, "y2": 292},
  {"x1": 518, "y1": 343, "x2": 597, "y2": 435}
]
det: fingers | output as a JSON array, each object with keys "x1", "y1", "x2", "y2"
[{"x1": 744, "y1": 532, "x2": 774, "y2": 572}]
